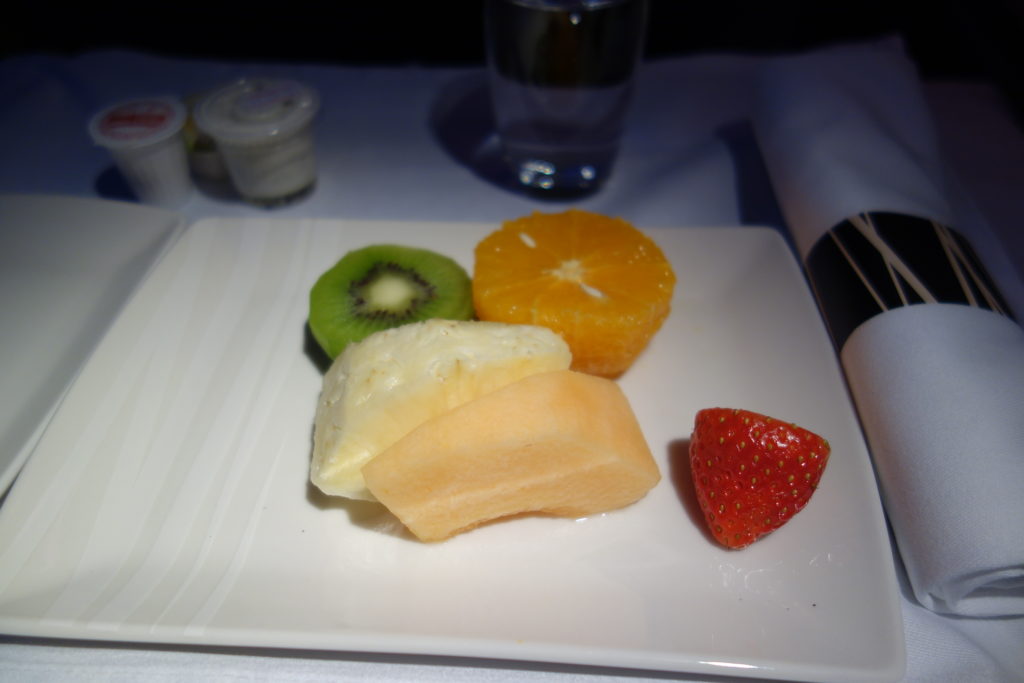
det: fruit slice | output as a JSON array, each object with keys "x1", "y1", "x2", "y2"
[
  {"x1": 311, "y1": 319, "x2": 571, "y2": 500},
  {"x1": 689, "y1": 408, "x2": 831, "y2": 549},
  {"x1": 309, "y1": 244, "x2": 474, "y2": 360},
  {"x1": 472, "y1": 209, "x2": 676, "y2": 378},
  {"x1": 362, "y1": 369, "x2": 661, "y2": 542}
]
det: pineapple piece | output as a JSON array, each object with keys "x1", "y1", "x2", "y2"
[{"x1": 311, "y1": 319, "x2": 572, "y2": 500}]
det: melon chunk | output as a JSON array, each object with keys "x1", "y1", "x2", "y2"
[{"x1": 362, "y1": 369, "x2": 660, "y2": 542}]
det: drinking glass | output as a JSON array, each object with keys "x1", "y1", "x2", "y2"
[{"x1": 485, "y1": 0, "x2": 648, "y2": 195}]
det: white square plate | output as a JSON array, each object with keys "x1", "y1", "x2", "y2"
[{"x1": 0, "y1": 217, "x2": 904, "y2": 682}]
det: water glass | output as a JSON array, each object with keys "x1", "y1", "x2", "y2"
[{"x1": 485, "y1": 0, "x2": 648, "y2": 195}]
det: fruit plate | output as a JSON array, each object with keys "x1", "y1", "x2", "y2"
[{"x1": 0, "y1": 217, "x2": 905, "y2": 682}]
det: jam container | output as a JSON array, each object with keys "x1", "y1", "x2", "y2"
[
  {"x1": 88, "y1": 97, "x2": 193, "y2": 207},
  {"x1": 194, "y1": 78, "x2": 320, "y2": 206}
]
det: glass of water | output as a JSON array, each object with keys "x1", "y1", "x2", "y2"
[{"x1": 485, "y1": 0, "x2": 648, "y2": 195}]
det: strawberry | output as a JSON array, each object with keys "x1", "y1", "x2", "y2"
[{"x1": 689, "y1": 408, "x2": 830, "y2": 549}]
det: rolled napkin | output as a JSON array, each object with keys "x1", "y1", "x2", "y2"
[{"x1": 753, "y1": 40, "x2": 1024, "y2": 617}]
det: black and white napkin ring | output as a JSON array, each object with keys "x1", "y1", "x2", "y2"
[{"x1": 805, "y1": 212, "x2": 1015, "y2": 351}]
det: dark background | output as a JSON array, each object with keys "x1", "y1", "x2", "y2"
[{"x1": 4, "y1": 1, "x2": 1023, "y2": 112}]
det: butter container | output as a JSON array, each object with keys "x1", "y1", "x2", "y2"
[
  {"x1": 194, "y1": 78, "x2": 320, "y2": 206},
  {"x1": 89, "y1": 96, "x2": 193, "y2": 207}
]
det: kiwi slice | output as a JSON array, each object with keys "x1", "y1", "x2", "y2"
[{"x1": 309, "y1": 244, "x2": 474, "y2": 359}]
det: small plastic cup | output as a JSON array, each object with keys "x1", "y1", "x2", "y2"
[
  {"x1": 193, "y1": 78, "x2": 320, "y2": 206},
  {"x1": 89, "y1": 97, "x2": 193, "y2": 207}
]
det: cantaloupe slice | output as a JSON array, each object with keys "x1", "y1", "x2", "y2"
[{"x1": 362, "y1": 369, "x2": 660, "y2": 542}]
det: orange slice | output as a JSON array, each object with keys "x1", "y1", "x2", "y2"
[{"x1": 472, "y1": 209, "x2": 676, "y2": 377}]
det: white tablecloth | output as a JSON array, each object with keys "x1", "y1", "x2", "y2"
[{"x1": 1, "y1": 43, "x2": 1022, "y2": 682}]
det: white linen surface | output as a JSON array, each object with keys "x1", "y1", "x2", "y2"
[
  {"x1": 755, "y1": 40, "x2": 956, "y2": 257},
  {"x1": 753, "y1": 40, "x2": 1024, "y2": 619},
  {"x1": 3, "y1": 41, "x2": 1024, "y2": 683},
  {"x1": 844, "y1": 305, "x2": 1024, "y2": 615},
  {"x1": 0, "y1": 195, "x2": 185, "y2": 493}
]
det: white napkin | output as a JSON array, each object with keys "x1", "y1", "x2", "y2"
[{"x1": 753, "y1": 40, "x2": 1024, "y2": 617}]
